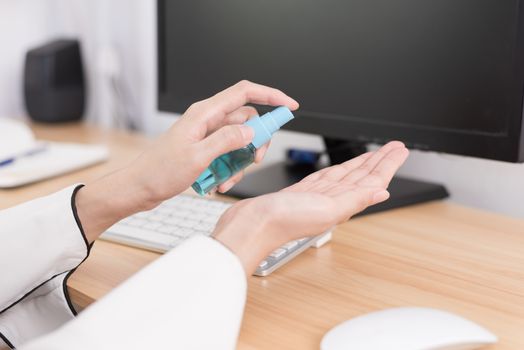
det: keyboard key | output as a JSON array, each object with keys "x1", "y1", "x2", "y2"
[
  {"x1": 148, "y1": 214, "x2": 167, "y2": 222},
  {"x1": 157, "y1": 225, "x2": 175, "y2": 234},
  {"x1": 258, "y1": 260, "x2": 268, "y2": 269},
  {"x1": 156, "y1": 207, "x2": 174, "y2": 215},
  {"x1": 187, "y1": 212, "x2": 207, "y2": 221},
  {"x1": 126, "y1": 218, "x2": 148, "y2": 227},
  {"x1": 270, "y1": 248, "x2": 286, "y2": 259},
  {"x1": 193, "y1": 229, "x2": 209, "y2": 237},
  {"x1": 201, "y1": 215, "x2": 219, "y2": 224},
  {"x1": 283, "y1": 241, "x2": 298, "y2": 250},
  {"x1": 143, "y1": 222, "x2": 163, "y2": 230},
  {"x1": 178, "y1": 219, "x2": 200, "y2": 229},
  {"x1": 107, "y1": 225, "x2": 176, "y2": 247},
  {"x1": 195, "y1": 222, "x2": 215, "y2": 232},
  {"x1": 164, "y1": 217, "x2": 183, "y2": 226},
  {"x1": 173, "y1": 228, "x2": 193, "y2": 238},
  {"x1": 134, "y1": 212, "x2": 150, "y2": 219},
  {"x1": 172, "y1": 210, "x2": 191, "y2": 218}
]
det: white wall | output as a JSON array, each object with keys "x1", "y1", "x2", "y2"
[
  {"x1": 0, "y1": 0, "x2": 155, "y2": 128},
  {"x1": 397, "y1": 150, "x2": 524, "y2": 219},
  {"x1": 1, "y1": 1, "x2": 523, "y2": 219},
  {"x1": 0, "y1": 0, "x2": 50, "y2": 119}
]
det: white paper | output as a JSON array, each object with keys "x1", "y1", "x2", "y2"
[{"x1": 0, "y1": 119, "x2": 37, "y2": 161}]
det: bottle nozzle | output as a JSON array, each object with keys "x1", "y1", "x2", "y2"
[{"x1": 244, "y1": 106, "x2": 295, "y2": 148}]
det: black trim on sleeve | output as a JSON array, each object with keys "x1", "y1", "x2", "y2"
[
  {"x1": 0, "y1": 330, "x2": 15, "y2": 349},
  {"x1": 63, "y1": 184, "x2": 94, "y2": 316},
  {"x1": 0, "y1": 271, "x2": 67, "y2": 316},
  {"x1": 61, "y1": 248, "x2": 93, "y2": 317},
  {"x1": 71, "y1": 184, "x2": 90, "y2": 251},
  {"x1": 0, "y1": 185, "x2": 93, "y2": 317},
  {"x1": 62, "y1": 269, "x2": 79, "y2": 316}
]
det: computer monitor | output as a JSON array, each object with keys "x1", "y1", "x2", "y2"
[{"x1": 157, "y1": 0, "x2": 524, "y2": 212}]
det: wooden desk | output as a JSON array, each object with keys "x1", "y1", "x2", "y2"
[{"x1": 2, "y1": 123, "x2": 523, "y2": 350}]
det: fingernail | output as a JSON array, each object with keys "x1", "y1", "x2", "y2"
[
  {"x1": 240, "y1": 125, "x2": 254, "y2": 142},
  {"x1": 220, "y1": 182, "x2": 234, "y2": 193},
  {"x1": 373, "y1": 190, "x2": 390, "y2": 203}
]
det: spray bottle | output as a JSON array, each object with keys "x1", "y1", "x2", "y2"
[{"x1": 192, "y1": 106, "x2": 295, "y2": 195}]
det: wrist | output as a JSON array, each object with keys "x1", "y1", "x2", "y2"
[
  {"x1": 76, "y1": 167, "x2": 160, "y2": 243},
  {"x1": 212, "y1": 203, "x2": 279, "y2": 275}
]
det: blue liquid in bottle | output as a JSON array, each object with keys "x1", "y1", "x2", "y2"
[
  {"x1": 192, "y1": 107, "x2": 295, "y2": 196},
  {"x1": 192, "y1": 144, "x2": 256, "y2": 195}
]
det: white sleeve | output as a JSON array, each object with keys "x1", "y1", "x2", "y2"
[
  {"x1": 20, "y1": 235, "x2": 247, "y2": 350},
  {"x1": 0, "y1": 185, "x2": 90, "y2": 349}
]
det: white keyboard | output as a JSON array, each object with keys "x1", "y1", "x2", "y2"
[{"x1": 100, "y1": 194, "x2": 332, "y2": 276}]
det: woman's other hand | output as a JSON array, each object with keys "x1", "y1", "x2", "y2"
[{"x1": 213, "y1": 141, "x2": 409, "y2": 275}]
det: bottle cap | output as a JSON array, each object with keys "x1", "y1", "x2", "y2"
[{"x1": 244, "y1": 106, "x2": 295, "y2": 149}]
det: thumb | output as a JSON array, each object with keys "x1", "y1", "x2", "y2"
[
  {"x1": 196, "y1": 124, "x2": 254, "y2": 165},
  {"x1": 340, "y1": 187, "x2": 391, "y2": 218}
]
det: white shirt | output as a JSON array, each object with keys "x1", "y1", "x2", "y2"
[{"x1": 0, "y1": 185, "x2": 247, "y2": 349}]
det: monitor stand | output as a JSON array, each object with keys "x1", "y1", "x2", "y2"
[{"x1": 227, "y1": 137, "x2": 449, "y2": 216}]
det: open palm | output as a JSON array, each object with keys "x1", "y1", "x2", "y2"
[{"x1": 213, "y1": 141, "x2": 409, "y2": 273}]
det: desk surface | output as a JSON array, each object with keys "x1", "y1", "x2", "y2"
[{"x1": 1, "y1": 122, "x2": 523, "y2": 350}]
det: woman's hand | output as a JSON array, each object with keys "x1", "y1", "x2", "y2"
[
  {"x1": 213, "y1": 141, "x2": 409, "y2": 275},
  {"x1": 76, "y1": 81, "x2": 298, "y2": 242},
  {"x1": 129, "y1": 81, "x2": 298, "y2": 201}
]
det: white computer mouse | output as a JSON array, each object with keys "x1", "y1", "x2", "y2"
[{"x1": 321, "y1": 307, "x2": 497, "y2": 350}]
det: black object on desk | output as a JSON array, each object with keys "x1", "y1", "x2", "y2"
[{"x1": 24, "y1": 39, "x2": 85, "y2": 123}]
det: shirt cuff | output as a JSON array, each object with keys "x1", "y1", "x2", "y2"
[{"x1": 0, "y1": 184, "x2": 92, "y2": 349}]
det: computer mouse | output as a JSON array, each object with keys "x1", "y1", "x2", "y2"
[{"x1": 321, "y1": 307, "x2": 497, "y2": 350}]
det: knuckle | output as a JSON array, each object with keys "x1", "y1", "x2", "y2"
[
  {"x1": 234, "y1": 80, "x2": 252, "y2": 98},
  {"x1": 357, "y1": 197, "x2": 369, "y2": 210},
  {"x1": 190, "y1": 147, "x2": 210, "y2": 169},
  {"x1": 222, "y1": 125, "x2": 244, "y2": 145},
  {"x1": 244, "y1": 106, "x2": 258, "y2": 116},
  {"x1": 236, "y1": 79, "x2": 252, "y2": 89},
  {"x1": 186, "y1": 100, "x2": 205, "y2": 115},
  {"x1": 357, "y1": 192, "x2": 373, "y2": 209}
]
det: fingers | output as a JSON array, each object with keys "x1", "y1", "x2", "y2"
[
  {"x1": 287, "y1": 151, "x2": 373, "y2": 193},
  {"x1": 206, "y1": 105, "x2": 270, "y2": 164},
  {"x1": 208, "y1": 106, "x2": 259, "y2": 136},
  {"x1": 340, "y1": 141, "x2": 405, "y2": 185},
  {"x1": 356, "y1": 147, "x2": 409, "y2": 188},
  {"x1": 189, "y1": 80, "x2": 299, "y2": 129},
  {"x1": 227, "y1": 106, "x2": 259, "y2": 125},
  {"x1": 254, "y1": 141, "x2": 270, "y2": 163},
  {"x1": 279, "y1": 151, "x2": 373, "y2": 194},
  {"x1": 195, "y1": 124, "x2": 254, "y2": 166},
  {"x1": 319, "y1": 152, "x2": 375, "y2": 181},
  {"x1": 218, "y1": 171, "x2": 244, "y2": 193},
  {"x1": 335, "y1": 187, "x2": 391, "y2": 220},
  {"x1": 299, "y1": 151, "x2": 373, "y2": 184}
]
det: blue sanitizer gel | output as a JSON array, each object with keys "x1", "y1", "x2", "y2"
[{"x1": 192, "y1": 106, "x2": 295, "y2": 195}]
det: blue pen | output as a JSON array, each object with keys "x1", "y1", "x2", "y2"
[{"x1": 0, "y1": 144, "x2": 48, "y2": 168}]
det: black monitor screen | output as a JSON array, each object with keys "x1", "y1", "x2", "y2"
[{"x1": 158, "y1": 0, "x2": 524, "y2": 162}]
